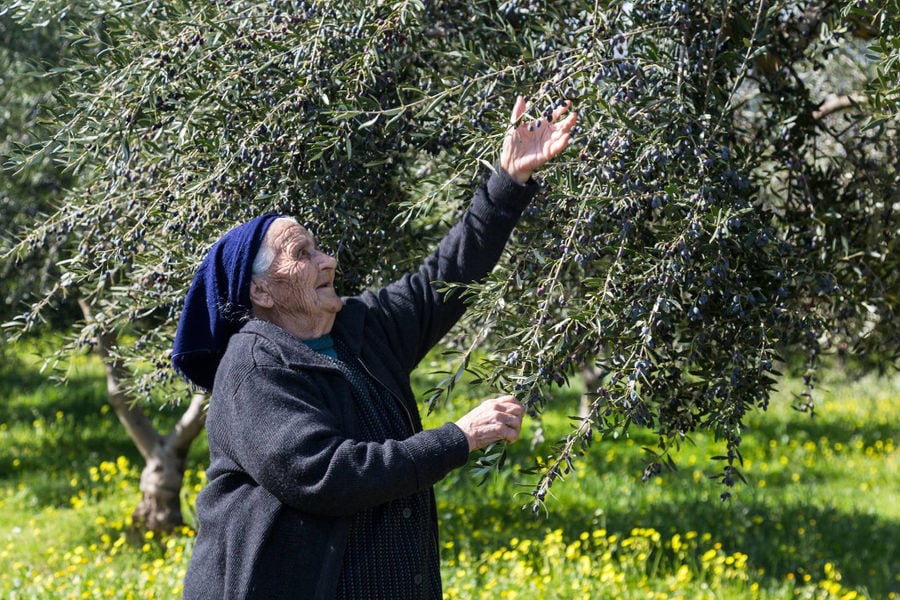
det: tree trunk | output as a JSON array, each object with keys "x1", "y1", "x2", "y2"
[
  {"x1": 130, "y1": 388, "x2": 206, "y2": 531},
  {"x1": 133, "y1": 438, "x2": 186, "y2": 531},
  {"x1": 78, "y1": 299, "x2": 207, "y2": 532},
  {"x1": 579, "y1": 364, "x2": 605, "y2": 419},
  {"x1": 132, "y1": 391, "x2": 207, "y2": 532}
]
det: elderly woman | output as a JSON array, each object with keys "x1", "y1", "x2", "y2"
[{"x1": 173, "y1": 96, "x2": 576, "y2": 600}]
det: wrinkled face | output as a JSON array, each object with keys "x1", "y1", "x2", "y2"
[{"x1": 251, "y1": 219, "x2": 342, "y2": 335}]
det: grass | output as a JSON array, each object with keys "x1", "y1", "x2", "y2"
[{"x1": 0, "y1": 339, "x2": 897, "y2": 599}]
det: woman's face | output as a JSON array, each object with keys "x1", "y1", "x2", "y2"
[{"x1": 252, "y1": 219, "x2": 342, "y2": 336}]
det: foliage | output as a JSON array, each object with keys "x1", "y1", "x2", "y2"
[
  {"x1": 1, "y1": 344, "x2": 897, "y2": 598},
  {"x1": 0, "y1": 11, "x2": 77, "y2": 325},
  {"x1": 1, "y1": 0, "x2": 897, "y2": 502},
  {"x1": 851, "y1": 0, "x2": 900, "y2": 124}
]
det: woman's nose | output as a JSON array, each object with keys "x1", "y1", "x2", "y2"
[{"x1": 316, "y1": 250, "x2": 337, "y2": 269}]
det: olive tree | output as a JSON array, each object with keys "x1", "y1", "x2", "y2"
[{"x1": 3, "y1": 0, "x2": 897, "y2": 527}]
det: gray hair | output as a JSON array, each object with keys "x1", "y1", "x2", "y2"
[{"x1": 252, "y1": 216, "x2": 298, "y2": 277}]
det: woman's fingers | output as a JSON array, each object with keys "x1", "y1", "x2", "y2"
[
  {"x1": 455, "y1": 396, "x2": 525, "y2": 451},
  {"x1": 510, "y1": 95, "x2": 527, "y2": 125},
  {"x1": 550, "y1": 100, "x2": 574, "y2": 124}
]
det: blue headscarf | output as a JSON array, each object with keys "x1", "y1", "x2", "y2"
[{"x1": 172, "y1": 214, "x2": 283, "y2": 391}]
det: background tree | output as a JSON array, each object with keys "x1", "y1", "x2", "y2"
[
  {"x1": 2, "y1": 0, "x2": 897, "y2": 526},
  {"x1": 0, "y1": 11, "x2": 77, "y2": 325}
]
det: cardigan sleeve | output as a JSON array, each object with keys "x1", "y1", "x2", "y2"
[
  {"x1": 363, "y1": 166, "x2": 539, "y2": 372},
  {"x1": 208, "y1": 361, "x2": 471, "y2": 517}
]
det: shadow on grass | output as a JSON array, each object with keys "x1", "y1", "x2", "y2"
[
  {"x1": 745, "y1": 410, "x2": 896, "y2": 451},
  {"x1": 438, "y1": 469, "x2": 899, "y2": 598},
  {"x1": 434, "y1": 396, "x2": 899, "y2": 598},
  {"x1": 0, "y1": 348, "x2": 208, "y2": 508},
  {"x1": 0, "y1": 363, "x2": 138, "y2": 506},
  {"x1": 0, "y1": 347, "x2": 106, "y2": 422}
]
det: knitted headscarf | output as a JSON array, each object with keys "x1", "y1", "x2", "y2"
[{"x1": 172, "y1": 214, "x2": 283, "y2": 391}]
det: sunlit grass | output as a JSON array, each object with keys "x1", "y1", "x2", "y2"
[{"x1": 1, "y1": 342, "x2": 897, "y2": 599}]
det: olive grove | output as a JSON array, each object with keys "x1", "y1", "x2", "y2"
[{"x1": 1, "y1": 0, "x2": 897, "y2": 529}]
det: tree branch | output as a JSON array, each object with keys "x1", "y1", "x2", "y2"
[
  {"x1": 78, "y1": 298, "x2": 160, "y2": 460},
  {"x1": 813, "y1": 94, "x2": 864, "y2": 120},
  {"x1": 170, "y1": 391, "x2": 207, "y2": 456}
]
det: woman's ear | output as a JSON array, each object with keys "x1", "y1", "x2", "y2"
[{"x1": 249, "y1": 278, "x2": 274, "y2": 309}]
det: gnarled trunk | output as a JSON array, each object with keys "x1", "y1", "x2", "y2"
[
  {"x1": 132, "y1": 391, "x2": 207, "y2": 532},
  {"x1": 134, "y1": 441, "x2": 186, "y2": 531}
]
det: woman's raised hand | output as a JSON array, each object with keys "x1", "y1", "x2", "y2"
[{"x1": 500, "y1": 95, "x2": 577, "y2": 185}]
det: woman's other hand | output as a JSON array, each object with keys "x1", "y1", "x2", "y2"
[{"x1": 455, "y1": 395, "x2": 525, "y2": 452}]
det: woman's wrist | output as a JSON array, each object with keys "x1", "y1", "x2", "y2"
[{"x1": 500, "y1": 158, "x2": 532, "y2": 186}]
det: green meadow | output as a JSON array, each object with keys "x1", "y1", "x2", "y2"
[{"x1": 1, "y1": 340, "x2": 897, "y2": 599}]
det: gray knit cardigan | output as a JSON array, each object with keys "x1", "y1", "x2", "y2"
[{"x1": 182, "y1": 168, "x2": 538, "y2": 599}]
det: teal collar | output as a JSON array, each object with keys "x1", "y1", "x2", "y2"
[{"x1": 301, "y1": 333, "x2": 337, "y2": 359}]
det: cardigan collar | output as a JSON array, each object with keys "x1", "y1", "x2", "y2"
[{"x1": 237, "y1": 298, "x2": 367, "y2": 371}]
